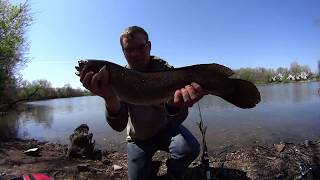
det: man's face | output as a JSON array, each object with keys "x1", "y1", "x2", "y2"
[{"x1": 121, "y1": 33, "x2": 151, "y2": 71}]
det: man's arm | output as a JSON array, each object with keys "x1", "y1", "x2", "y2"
[
  {"x1": 80, "y1": 65, "x2": 128, "y2": 132},
  {"x1": 164, "y1": 103, "x2": 189, "y2": 125},
  {"x1": 105, "y1": 101, "x2": 129, "y2": 132}
]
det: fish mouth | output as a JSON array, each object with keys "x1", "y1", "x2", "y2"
[{"x1": 74, "y1": 60, "x2": 88, "y2": 76}]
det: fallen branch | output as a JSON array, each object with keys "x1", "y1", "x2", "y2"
[{"x1": 0, "y1": 87, "x2": 39, "y2": 111}]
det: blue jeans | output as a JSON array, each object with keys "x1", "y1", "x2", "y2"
[{"x1": 127, "y1": 125, "x2": 200, "y2": 180}]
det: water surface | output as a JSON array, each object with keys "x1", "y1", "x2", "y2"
[{"x1": 1, "y1": 82, "x2": 319, "y2": 152}]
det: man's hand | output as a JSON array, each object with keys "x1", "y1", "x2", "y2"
[
  {"x1": 80, "y1": 65, "x2": 112, "y2": 99},
  {"x1": 79, "y1": 65, "x2": 121, "y2": 114},
  {"x1": 168, "y1": 82, "x2": 205, "y2": 108},
  {"x1": 76, "y1": 60, "x2": 111, "y2": 98}
]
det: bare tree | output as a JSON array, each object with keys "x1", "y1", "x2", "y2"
[
  {"x1": 318, "y1": 60, "x2": 320, "y2": 76},
  {"x1": 290, "y1": 62, "x2": 302, "y2": 74}
]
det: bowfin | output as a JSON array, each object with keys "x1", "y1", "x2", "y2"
[{"x1": 192, "y1": 63, "x2": 234, "y2": 77}]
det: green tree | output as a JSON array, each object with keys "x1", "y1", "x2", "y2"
[
  {"x1": 235, "y1": 68, "x2": 256, "y2": 83},
  {"x1": 0, "y1": 0, "x2": 32, "y2": 106}
]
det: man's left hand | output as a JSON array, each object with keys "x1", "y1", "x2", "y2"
[{"x1": 168, "y1": 82, "x2": 205, "y2": 108}]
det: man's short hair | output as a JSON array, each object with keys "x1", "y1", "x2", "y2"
[{"x1": 120, "y1": 26, "x2": 149, "y2": 47}]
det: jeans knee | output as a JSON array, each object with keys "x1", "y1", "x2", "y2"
[{"x1": 170, "y1": 135, "x2": 200, "y2": 161}]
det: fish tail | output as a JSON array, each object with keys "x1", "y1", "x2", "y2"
[{"x1": 221, "y1": 79, "x2": 261, "y2": 108}]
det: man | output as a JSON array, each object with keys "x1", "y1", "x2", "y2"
[{"x1": 80, "y1": 26, "x2": 204, "y2": 180}]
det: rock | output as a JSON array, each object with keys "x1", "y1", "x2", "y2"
[
  {"x1": 0, "y1": 159, "x2": 6, "y2": 165},
  {"x1": 89, "y1": 167, "x2": 105, "y2": 172},
  {"x1": 77, "y1": 163, "x2": 90, "y2": 171},
  {"x1": 23, "y1": 148, "x2": 40, "y2": 156},
  {"x1": 67, "y1": 124, "x2": 96, "y2": 159},
  {"x1": 274, "y1": 143, "x2": 285, "y2": 152},
  {"x1": 303, "y1": 140, "x2": 310, "y2": 147},
  {"x1": 113, "y1": 164, "x2": 122, "y2": 171},
  {"x1": 77, "y1": 163, "x2": 106, "y2": 172},
  {"x1": 266, "y1": 156, "x2": 277, "y2": 160},
  {"x1": 102, "y1": 157, "x2": 111, "y2": 165}
]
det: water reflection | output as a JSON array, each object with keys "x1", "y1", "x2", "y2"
[
  {"x1": 0, "y1": 112, "x2": 20, "y2": 139},
  {"x1": 19, "y1": 104, "x2": 54, "y2": 128},
  {"x1": 259, "y1": 82, "x2": 317, "y2": 104},
  {"x1": 182, "y1": 82, "x2": 320, "y2": 152},
  {"x1": 0, "y1": 82, "x2": 319, "y2": 152}
]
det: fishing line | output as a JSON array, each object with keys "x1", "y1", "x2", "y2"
[{"x1": 197, "y1": 102, "x2": 213, "y2": 180}]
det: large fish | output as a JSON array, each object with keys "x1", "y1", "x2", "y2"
[{"x1": 75, "y1": 60, "x2": 261, "y2": 108}]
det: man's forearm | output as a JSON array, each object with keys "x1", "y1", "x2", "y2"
[
  {"x1": 104, "y1": 95, "x2": 121, "y2": 115},
  {"x1": 165, "y1": 103, "x2": 189, "y2": 125},
  {"x1": 105, "y1": 100, "x2": 129, "y2": 132}
]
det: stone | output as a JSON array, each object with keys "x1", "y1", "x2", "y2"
[
  {"x1": 66, "y1": 124, "x2": 96, "y2": 159},
  {"x1": 77, "y1": 163, "x2": 90, "y2": 171},
  {"x1": 23, "y1": 148, "x2": 40, "y2": 156},
  {"x1": 303, "y1": 140, "x2": 310, "y2": 147},
  {"x1": 113, "y1": 165, "x2": 122, "y2": 171},
  {"x1": 274, "y1": 143, "x2": 285, "y2": 152}
]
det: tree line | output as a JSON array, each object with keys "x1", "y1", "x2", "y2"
[
  {"x1": 18, "y1": 79, "x2": 90, "y2": 101},
  {"x1": 233, "y1": 61, "x2": 319, "y2": 84}
]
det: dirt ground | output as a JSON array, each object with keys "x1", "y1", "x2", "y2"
[{"x1": 0, "y1": 138, "x2": 320, "y2": 180}]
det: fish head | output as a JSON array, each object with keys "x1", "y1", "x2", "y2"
[{"x1": 75, "y1": 59, "x2": 111, "y2": 76}]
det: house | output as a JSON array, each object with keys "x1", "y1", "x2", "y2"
[
  {"x1": 300, "y1": 72, "x2": 308, "y2": 80},
  {"x1": 270, "y1": 73, "x2": 284, "y2": 82},
  {"x1": 270, "y1": 77, "x2": 277, "y2": 82},
  {"x1": 287, "y1": 74, "x2": 295, "y2": 81},
  {"x1": 295, "y1": 72, "x2": 308, "y2": 81}
]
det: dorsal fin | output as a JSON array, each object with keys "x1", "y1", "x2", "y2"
[
  {"x1": 147, "y1": 62, "x2": 234, "y2": 77},
  {"x1": 177, "y1": 63, "x2": 234, "y2": 77},
  {"x1": 192, "y1": 63, "x2": 234, "y2": 77}
]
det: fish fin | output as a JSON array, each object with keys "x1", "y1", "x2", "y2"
[
  {"x1": 195, "y1": 63, "x2": 234, "y2": 77},
  {"x1": 152, "y1": 63, "x2": 234, "y2": 77},
  {"x1": 221, "y1": 79, "x2": 261, "y2": 108}
]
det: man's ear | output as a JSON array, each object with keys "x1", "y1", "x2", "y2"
[{"x1": 148, "y1": 41, "x2": 151, "y2": 51}]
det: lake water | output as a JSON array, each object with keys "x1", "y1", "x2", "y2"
[{"x1": 1, "y1": 81, "x2": 319, "y2": 153}]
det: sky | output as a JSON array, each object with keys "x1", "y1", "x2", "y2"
[{"x1": 11, "y1": 0, "x2": 320, "y2": 88}]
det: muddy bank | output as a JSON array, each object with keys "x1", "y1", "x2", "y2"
[{"x1": 0, "y1": 138, "x2": 319, "y2": 179}]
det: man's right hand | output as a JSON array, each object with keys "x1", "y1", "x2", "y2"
[
  {"x1": 80, "y1": 65, "x2": 111, "y2": 99},
  {"x1": 79, "y1": 65, "x2": 121, "y2": 114}
]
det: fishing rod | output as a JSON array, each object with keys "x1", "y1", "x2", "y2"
[{"x1": 197, "y1": 102, "x2": 213, "y2": 180}]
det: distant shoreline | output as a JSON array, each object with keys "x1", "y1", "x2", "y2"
[{"x1": 256, "y1": 79, "x2": 320, "y2": 86}]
